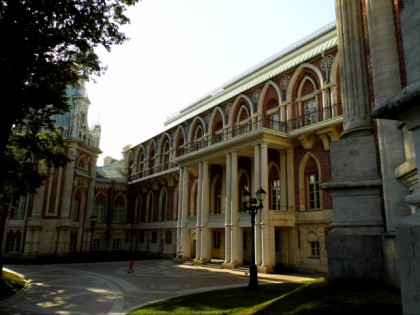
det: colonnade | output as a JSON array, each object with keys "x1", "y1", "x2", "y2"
[{"x1": 176, "y1": 142, "x2": 274, "y2": 271}]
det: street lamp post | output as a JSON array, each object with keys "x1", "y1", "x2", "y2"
[
  {"x1": 89, "y1": 215, "x2": 97, "y2": 252},
  {"x1": 241, "y1": 187, "x2": 266, "y2": 289}
]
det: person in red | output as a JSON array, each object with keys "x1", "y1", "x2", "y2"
[{"x1": 128, "y1": 260, "x2": 134, "y2": 273}]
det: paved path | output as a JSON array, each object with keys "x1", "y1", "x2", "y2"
[{"x1": 1, "y1": 259, "x2": 316, "y2": 315}]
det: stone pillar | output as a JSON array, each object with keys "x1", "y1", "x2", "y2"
[
  {"x1": 223, "y1": 153, "x2": 232, "y2": 267},
  {"x1": 322, "y1": 0, "x2": 384, "y2": 280},
  {"x1": 253, "y1": 144, "x2": 262, "y2": 266},
  {"x1": 177, "y1": 167, "x2": 184, "y2": 253},
  {"x1": 230, "y1": 151, "x2": 239, "y2": 266},
  {"x1": 180, "y1": 167, "x2": 190, "y2": 258},
  {"x1": 195, "y1": 162, "x2": 202, "y2": 263},
  {"x1": 177, "y1": 167, "x2": 183, "y2": 249},
  {"x1": 200, "y1": 160, "x2": 210, "y2": 262},
  {"x1": 260, "y1": 143, "x2": 272, "y2": 271}
]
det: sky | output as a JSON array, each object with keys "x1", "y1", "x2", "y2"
[{"x1": 86, "y1": 0, "x2": 336, "y2": 165}]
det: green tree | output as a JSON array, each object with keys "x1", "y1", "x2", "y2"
[{"x1": 0, "y1": 0, "x2": 139, "y2": 269}]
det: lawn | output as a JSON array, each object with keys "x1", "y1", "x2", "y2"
[
  {"x1": 0, "y1": 268, "x2": 27, "y2": 301},
  {"x1": 128, "y1": 278, "x2": 402, "y2": 315}
]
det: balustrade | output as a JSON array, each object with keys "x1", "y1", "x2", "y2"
[{"x1": 128, "y1": 103, "x2": 342, "y2": 183}]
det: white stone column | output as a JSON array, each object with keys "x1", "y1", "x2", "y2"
[
  {"x1": 177, "y1": 167, "x2": 184, "y2": 252},
  {"x1": 230, "y1": 151, "x2": 239, "y2": 266},
  {"x1": 200, "y1": 160, "x2": 210, "y2": 262},
  {"x1": 253, "y1": 144, "x2": 262, "y2": 266},
  {"x1": 223, "y1": 153, "x2": 232, "y2": 266},
  {"x1": 195, "y1": 162, "x2": 203, "y2": 262},
  {"x1": 260, "y1": 143, "x2": 271, "y2": 270}
]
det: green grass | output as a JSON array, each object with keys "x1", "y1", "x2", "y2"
[
  {"x1": 128, "y1": 278, "x2": 402, "y2": 315},
  {"x1": 0, "y1": 269, "x2": 27, "y2": 301}
]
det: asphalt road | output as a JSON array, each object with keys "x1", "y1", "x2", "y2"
[{"x1": 1, "y1": 259, "x2": 315, "y2": 315}]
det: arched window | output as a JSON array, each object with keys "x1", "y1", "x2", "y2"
[
  {"x1": 175, "y1": 130, "x2": 185, "y2": 156},
  {"x1": 238, "y1": 170, "x2": 250, "y2": 212},
  {"x1": 305, "y1": 158, "x2": 320, "y2": 210},
  {"x1": 71, "y1": 189, "x2": 82, "y2": 221},
  {"x1": 77, "y1": 157, "x2": 87, "y2": 169},
  {"x1": 148, "y1": 144, "x2": 156, "y2": 174},
  {"x1": 134, "y1": 194, "x2": 141, "y2": 224},
  {"x1": 296, "y1": 75, "x2": 320, "y2": 127},
  {"x1": 147, "y1": 191, "x2": 154, "y2": 222},
  {"x1": 94, "y1": 193, "x2": 107, "y2": 223},
  {"x1": 112, "y1": 195, "x2": 125, "y2": 223},
  {"x1": 236, "y1": 104, "x2": 251, "y2": 135},
  {"x1": 12, "y1": 195, "x2": 27, "y2": 219},
  {"x1": 161, "y1": 140, "x2": 170, "y2": 170},
  {"x1": 173, "y1": 184, "x2": 179, "y2": 220},
  {"x1": 160, "y1": 189, "x2": 167, "y2": 221},
  {"x1": 211, "y1": 177, "x2": 223, "y2": 214},
  {"x1": 139, "y1": 151, "x2": 145, "y2": 177},
  {"x1": 193, "y1": 124, "x2": 205, "y2": 150},
  {"x1": 269, "y1": 164, "x2": 281, "y2": 210},
  {"x1": 190, "y1": 180, "x2": 198, "y2": 216},
  {"x1": 212, "y1": 110, "x2": 224, "y2": 144}
]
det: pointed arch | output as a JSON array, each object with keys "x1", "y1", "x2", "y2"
[
  {"x1": 288, "y1": 64, "x2": 324, "y2": 128},
  {"x1": 210, "y1": 175, "x2": 223, "y2": 214},
  {"x1": 258, "y1": 80, "x2": 282, "y2": 114},
  {"x1": 71, "y1": 187, "x2": 85, "y2": 221},
  {"x1": 126, "y1": 150, "x2": 135, "y2": 177},
  {"x1": 228, "y1": 94, "x2": 255, "y2": 126},
  {"x1": 268, "y1": 162, "x2": 281, "y2": 210},
  {"x1": 134, "y1": 193, "x2": 142, "y2": 224},
  {"x1": 158, "y1": 134, "x2": 171, "y2": 170},
  {"x1": 147, "y1": 139, "x2": 157, "y2": 173},
  {"x1": 94, "y1": 191, "x2": 108, "y2": 223},
  {"x1": 157, "y1": 132, "x2": 173, "y2": 152},
  {"x1": 238, "y1": 168, "x2": 251, "y2": 212},
  {"x1": 208, "y1": 106, "x2": 226, "y2": 144},
  {"x1": 76, "y1": 155, "x2": 88, "y2": 170},
  {"x1": 286, "y1": 63, "x2": 324, "y2": 101},
  {"x1": 159, "y1": 187, "x2": 168, "y2": 221},
  {"x1": 190, "y1": 179, "x2": 198, "y2": 216},
  {"x1": 298, "y1": 152, "x2": 322, "y2": 211},
  {"x1": 146, "y1": 190, "x2": 154, "y2": 222},
  {"x1": 188, "y1": 116, "x2": 207, "y2": 143},
  {"x1": 112, "y1": 193, "x2": 127, "y2": 223},
  {"x1": 173, "y1": 183, "x2": 179, "y2": 220},
  {"x1": 174, "y1": 125, "x2": 187, "y2": 157}
]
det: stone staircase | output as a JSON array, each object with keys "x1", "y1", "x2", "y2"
[{"x1": 182, "y1": 259, "x2": 250, "y2": 275}]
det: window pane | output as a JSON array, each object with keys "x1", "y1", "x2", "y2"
[
  {"x1": 305, "y1": 99, "x2": 317, "y2": 125},
  {"x1": 308, "y1": 173, "x2": 320, "y2": 210}
]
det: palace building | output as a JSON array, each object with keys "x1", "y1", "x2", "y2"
[
  {"x1": 3, "y1": 22, "x2": 341, "y2": 275},
  {"x1": 3, "y1": 1, "x2": 420, "y2": 313}
]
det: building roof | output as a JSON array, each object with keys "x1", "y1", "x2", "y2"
[
  {"x1": 164, "y1": 21, "x2": 337, "y2": 129},
  {"x1": 96, "y1": 159, "x2": 127, "y2": 183}
]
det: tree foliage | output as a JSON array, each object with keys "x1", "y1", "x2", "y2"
[{"x1": 0, "y1": 0, "x2": 139, "y2": 204}]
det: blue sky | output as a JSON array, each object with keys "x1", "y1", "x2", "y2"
[{"x1": 86, "y1": 0, "x2": 336, "y2": 164}]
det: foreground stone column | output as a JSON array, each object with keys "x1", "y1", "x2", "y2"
[{"x1": 322, "y1": 0, "x2": 384, "y2": 280}]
